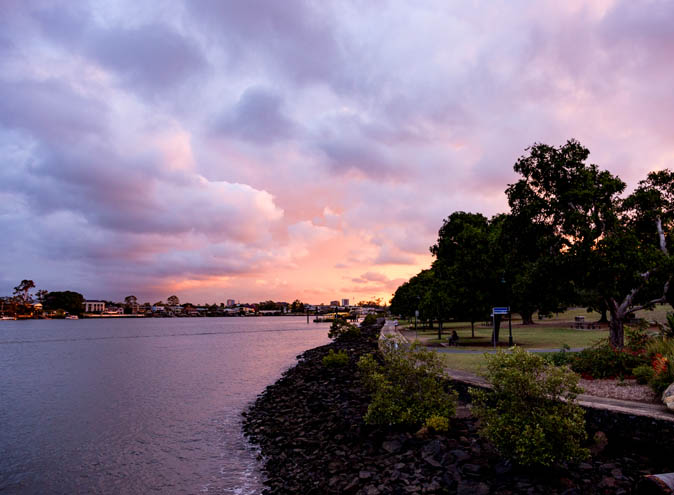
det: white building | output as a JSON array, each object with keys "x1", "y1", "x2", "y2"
[{"x1": 84, "y1": 300, "x2": 106, "y2": 313}]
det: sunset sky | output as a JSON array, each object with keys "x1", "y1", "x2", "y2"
[{"x1": 2, "y1": 1, "x2": 674, "y2": 304}]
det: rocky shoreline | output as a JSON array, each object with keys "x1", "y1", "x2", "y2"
[{"x1": 242, "y1": 324, "x2": 674, "y2": 494}]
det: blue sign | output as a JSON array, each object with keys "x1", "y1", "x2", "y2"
[{"x1": 492, "y1": 307, "x2": 510, "y2": 315}]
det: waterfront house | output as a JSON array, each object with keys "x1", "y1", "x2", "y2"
[{"x1": 83, "y1": 300, "x2": 106, "y2": 313}]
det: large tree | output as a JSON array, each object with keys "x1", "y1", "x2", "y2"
[
  {"x1": 44, "y1": 291, "x2": 85, "y2": 316},
  {"x1": 430, "y1": 212, "x2": 496, "y2": 337},
  {"x1": 290, "y1": 299, "x2": 305, "y2": 313},
  {"x1": 13, "y1": 280, "x2": 36, "y2": 305},
  {"x1": 418, "y1": 272, "x2": 453, "y2": 340},
  {"x1": 507, "y1": 140, "x2": 672, "y2": 347},
  {"x1": 493, "y1": 212, "x2": 573, "y2": 325},
  {"x1": 167, "y1": 295, "x2": 180, "y2": 306},
  {"x1": 595, "y1": 169, "x2": 674, "y2": 346},
  {"x1": 390, "y1": 269, "x2": 434, "y2": 321}
]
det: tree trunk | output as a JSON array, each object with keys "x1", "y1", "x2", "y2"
[
  {"x1": 428, "y1": 319, "x2": 433, "y2": 330},
  {"x1": 470, "y1": 320, "x2": 475, "y2": 338},
  {"x1": 438, "y1": 320, "x2": 443, "y2": 341},
  {"x1": 608, "y1": 301, "x2": 625, "y2": 349},
  {"x1": 521, "y1": 311, "x2": 534, "y2": 325},
  {"x1": 598, "y1": 308, "x2": 608, "y2": 324}
]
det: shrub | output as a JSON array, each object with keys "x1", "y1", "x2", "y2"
[
  {"x1": 570, "y1": 340, "x2": 647, "y2": 379},
  {"x1": 328, "y1": 317, "x2": 361, "y2": 340},
  {"x1": 357, "y1": 342, "x2": 457, "y2": 428},
  {"x1": 424, "y1": 415, "x2": 450, "y2": 433},
  {"x1": 644, "y1": 338, "x2": 674, "y2": 395},
  {"x1": 632, "y1": 364, "x2": 655, "y2": 384},
  {"x1": 542, "y1": 344, "x2": 574, "y2": 366},
  {"x1": 471, "y1": 347, "x2": 588, "y2": 467},
  {"x1": 361, "y1": 313, "x2": 378, "y2": 327},
  {"x1": 625, "y1": 324, "x2": 650, "y2": 353},
  {"x1": 322, "y1": 349, "x2": 349, "y2": 367},
  {"x1": 657, "y1": 313, "x2": 674, "y2": 339},
  {"x1": 645, "y1": 337, "x2": 674, "y2": 361},
  {"x1": 649, "y1": 362, "x2": 673, "y2": 395}
]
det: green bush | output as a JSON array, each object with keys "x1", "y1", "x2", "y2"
[
  {"x1": 657, "y1": 313, "x2": 674, "y2": 339},
  {"x1": 649, "y1": 367, "x2": 673, "y2": 395},
  {"x1": 357, "y1": 342, "x2": 457, "y2": 428},
  {"x1": 361, "y1": 313, "x2": 378, "y2": 326},
  {"x1": 644, "y1": 338, "x2": 674, "y2": 395},
  {"x1": 328, "y1": 318, "x2": 361, "y2": 340},
  {"x1": 542, "y1": 344, "x2": 574, "y2": 366},
  {"x1": 424, "y1": 415, "x2": 450, "y2": 433},
  {"x1": 645, "y1": 337, "x2": 674, "y2": 361},
  {"x1": 625, "y1": 324, "x2": 651, "y2": 353},
  {"x1": 570, "y1": 340, "x2": 647, "y2": 379},
  {"x1": 471, "y1": 347, "x2": 588, "y2": 467},
  {"x1": 322, "y1": 349, "x2": 349, "y2": 367},
  {"x1": 632, "y1": 364, "x2": 655, "y2": 385}
]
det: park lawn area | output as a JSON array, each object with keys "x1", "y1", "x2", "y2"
[
  {"x1": 396, "y1": 303, "x2": 673, "y2": 331},
  {"x1": 440, "y1": 349, "x2": 575, "y2": 374},
  {"x1": 440, "y1": 353, "x2": 487, "y2": 374},
  {"x1": 410, "y1": 325, "x2": 607, "y2": 350},
  {"x1": 536, "y1": 303, "x2": 673, "y2": 323}
]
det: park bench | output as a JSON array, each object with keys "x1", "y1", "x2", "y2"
[{"x1": 571, "y1": 315, "x2": 598, "y2": 330}]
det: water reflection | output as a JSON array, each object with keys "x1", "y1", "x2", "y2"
[{"x1": 0, "y1": 317, "x2": 330, "y2": 494}]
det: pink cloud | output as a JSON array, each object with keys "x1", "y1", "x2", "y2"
[{"x1": 2, "y1": 1, "x2": 674, "y2": 304}]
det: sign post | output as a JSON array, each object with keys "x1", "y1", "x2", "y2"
[
  {"x1": 414, "y1": 310, "x2": 419, "y2": 339},
  {"x1": 492, "y1": 307, "x2": 509, "y2": 348}
]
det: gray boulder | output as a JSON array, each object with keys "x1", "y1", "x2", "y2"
[{"x1": 663, "y1": 382, "x2": 674, "y2": 412}]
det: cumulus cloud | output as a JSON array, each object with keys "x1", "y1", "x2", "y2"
[
  {"x1": 213, "y1": 86, "x2": 297, "y2": 143},
  {"x1": 2, "y1": 0, "x2": 674, "y2": 302}
]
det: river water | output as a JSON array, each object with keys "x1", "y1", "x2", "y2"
[{"x1": 0, "y1": 317, "x2": 331, "y2": 494}]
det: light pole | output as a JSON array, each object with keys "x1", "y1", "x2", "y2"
[{"x1": 501, "y1": 275, "x2": 513, "y2": 347}]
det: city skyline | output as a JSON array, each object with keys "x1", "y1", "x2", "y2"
[{"x1": 2, "y1": 1, "x2": 674, "y2": 303}]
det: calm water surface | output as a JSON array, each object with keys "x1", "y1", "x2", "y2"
[{"x1": 0, "y1": 317, "x2": 330, "y2": 494}]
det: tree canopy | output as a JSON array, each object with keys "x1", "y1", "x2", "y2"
[
  {"x1": 43, "y1": 291, "x2": 85, "y2": 316},
  {"x1": 391, "y1": 139, "x2": 673, "y2": 348}
]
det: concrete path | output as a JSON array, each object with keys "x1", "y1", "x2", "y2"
[{"x1": 383, "y1": 321, "x2": 674, "y2": 423}]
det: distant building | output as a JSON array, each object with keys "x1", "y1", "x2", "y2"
[
  {"x1": 84, "y1": 300, "x2": 106, "y2": 313},
  {"x1": 330, "y1": 300, "x2": 340, "y2": 307},
  {"x1": 342, "y1": 298, "x2": 349, "y2": 307},
  {"x1": 226, "y1": 299, "x2": 236, "y2": 307}
]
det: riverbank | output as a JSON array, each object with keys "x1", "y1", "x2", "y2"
[{"x1": 243, "y1": 323, "x2": 674, "y2": 494}]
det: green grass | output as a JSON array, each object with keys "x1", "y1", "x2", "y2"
[
  {"x1": 397, "y1": 303, "x2": 673, "y2": 330},
  {"x1": 536, "y1": 304, "x2": 673, "y2": 323},
  {"x1": 406, "y1": 325, "x2": 605, "y2": 350},
  {"x1": 440, "y1": 353, "x2": 487, "y2": 374}
]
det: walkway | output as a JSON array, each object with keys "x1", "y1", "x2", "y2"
[{"x1": 381, "y1": 321, "x2": 674, "y2": 423}]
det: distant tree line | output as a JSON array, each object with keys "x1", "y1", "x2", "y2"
[
  {"x1": 0, "y1": 280, "x2": 85, "y2": 317},
  {"x1": 390, "y1": 140, "x2": 674, "y2": 348}
]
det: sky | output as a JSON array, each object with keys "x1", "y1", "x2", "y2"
[{"x1": 2, "y1": 0, "x2": 674, "y2": 305}]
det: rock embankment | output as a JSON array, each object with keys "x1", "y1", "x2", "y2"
[{"x1": 243, "y1": 325, "x2": 673, "y2": 494}]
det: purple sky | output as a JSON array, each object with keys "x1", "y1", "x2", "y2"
[{"x1": 2, "y1": 0, "x2": 673, "y2": 304}]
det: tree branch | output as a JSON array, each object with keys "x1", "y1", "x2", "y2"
[
  {"x1": 656, "y1": 216, "x2": 668, "y2": 255},
  {"x1": 620, "y1": 276, "x2": 672, "y2": 314}
]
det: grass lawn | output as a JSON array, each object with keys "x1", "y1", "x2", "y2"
[
  {"x1": 535, "y1": 303, "x2": 673, "y2": 323},
  {"x1": 440, "y1": 353, "x2": 487, "y2": 374},
  {"x1": 404, "y1": 325, "x2": 606, "y2": 350},
  {"x1": 398, "y1": 303, "x2": 672, "y2": 331}
]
